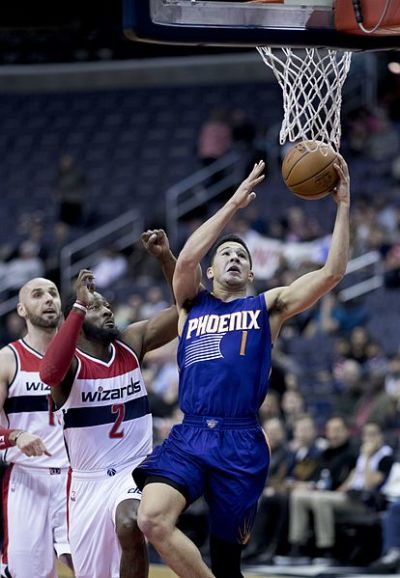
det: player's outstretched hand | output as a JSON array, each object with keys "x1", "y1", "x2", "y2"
[
  {"x1": 332, "y1": 154, "x2": 350, "y2": 206},
  {"x1": 15, "y1": 431, "x2": 52, "y2": 457},
  {"x1": 141, "y1": 229, "x2": 170, "y2": 259},
  {"x1": 75, "y1": 269, "x2": 95, "y2": 306},
  {"x1": 230, "y1": 160, "x2": 265, "y2": 210}
]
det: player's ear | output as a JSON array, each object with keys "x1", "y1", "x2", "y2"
[
  {"x1": 248, "y1": 270, "x2": 254, "y2": 283},
  {"x1": 17, "y1": 302, "x2": 26, "y2": 319},
  {"x1": 206, "y1": 267, "x2": 214, "y2": 280}
]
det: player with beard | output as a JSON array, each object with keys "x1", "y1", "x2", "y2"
[
  {"x1": 0, "y1": 277, "x2": 74, "y2": 577},
  {"x1": 40, "y1": 230, "x2": 178, "y2": 578}
]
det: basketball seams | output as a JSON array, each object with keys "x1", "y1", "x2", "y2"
[
  {"x1": 289, "y1": 158, "x2": 336, "y2": 189},
  {"x1": 282, "y1": 148, "x2": 309, "y2": 182},
  {"x1": 282, "y1": 140, "x2": 338, "y2": 199}
]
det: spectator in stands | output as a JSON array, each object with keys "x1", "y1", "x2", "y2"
[
  {"x1": 384, "y1": 242, "x2": 400, "y2": 288},
  {"x1": 54, "y1": 153, "x2": 87, "y2": 226},
  {"x1": 284, "y1": 206, "x2": 322, "y2": 243},
  {"x1": 5, "y1": 241, "x2": 45, "y2": 297},
  {"x1": 197, "y1": 109, "x2": 232, "y2": 173},
  {"x1": 141, "y1": 286, "x2": 168, "y2": 319},
  {"x1": 245, "y1": 415, "x2": 321, "y2": 565},
  {"x1": 357, "y1": 376, "x2": 395, "y2": 435},
  {"x1": 281, "y1": 389, "x2": 306, "y2": 440},
  {"x1": 333, "y1": 358, "x2": 363, "y2": 418},
  {"x1": 92, "y1": 246, "x2": 128, "y2": 289},
  {"x1": 305, "y1": 292, "x2": 369, "y2": 338},
  {"x1": 370, "y1": 464, "x2": 400, "y2": 573},
  {"x1": 242, "y1": 417, "x2": 289, "y2": 563},
  {"x1": 347, "y1": 326, "x2": 372, "y2": 365},
  {"x1": 288, "y1": 421, "x2": 393, "y2": 565},
  {"x1": 287, "y1": 416, "x2": 357, "y2": 564},
  {"x1": 0, "y1": 312, "x2": 25, "y2": 344},
  {"x1": 258, "y1": 390, "x2": 282, "y2": 422}
]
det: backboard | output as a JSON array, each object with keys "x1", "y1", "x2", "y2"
[{"x1": 123, "y1": 0, "x2": 400, "y2": 50}]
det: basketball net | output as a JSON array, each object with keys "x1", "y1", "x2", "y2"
[{"x1": 257, "y1": 47, "x2": 352, "y2": 152}]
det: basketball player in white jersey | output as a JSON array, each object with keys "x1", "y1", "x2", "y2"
[
  {"x1": 0, "y1": 277, "x2": 74, "y2": 577},
  {"x1": 40, "y1": 230, "x2": 177, "y2": 578}
]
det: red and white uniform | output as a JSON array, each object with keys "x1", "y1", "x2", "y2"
[
  {"x1": 1, "y1": 339, "x2": 70, "y2": 578},
  {"x1": 58, "y1": 339, "x2": 152, "y2": 578}
]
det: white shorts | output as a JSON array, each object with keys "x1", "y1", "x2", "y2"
[
  {"x1": 1, "y1": 464, "x2": 70, "y2": 578},
  {"x1": 68, "y1": 459, "x2": 143, "y2": 578}
]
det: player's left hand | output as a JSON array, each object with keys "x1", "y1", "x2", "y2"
[
  {"x1": 141, "y1": 229, "x2": 170, "y2": 259},
  {"x1": 332, "y1": 154, "x2": 350, "y2": 206}
]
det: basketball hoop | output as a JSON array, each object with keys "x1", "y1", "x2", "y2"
[{"x1": 257, "y1": 47, "x2": 352, "y2": 152}]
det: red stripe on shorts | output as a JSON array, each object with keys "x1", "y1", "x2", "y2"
[
  {"x1": 66, "y1": 467, "x2": 72, "y2": 539},
  {"x1": 1, "y1": 464, "x2": 14, "y2": 565}
]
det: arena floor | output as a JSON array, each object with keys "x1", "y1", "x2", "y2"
[
  {"x1": 57, "y1": 563, "x2": 265, "y2": 577},
  {"x1": 57, "y1": 561, "x2": 387, "y2": 578}
]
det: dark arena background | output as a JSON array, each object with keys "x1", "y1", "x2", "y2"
[{"x1": 1, "y1": 1, "x2": 400, "y2": 577}]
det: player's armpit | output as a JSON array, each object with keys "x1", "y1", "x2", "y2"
[{"x1": 123, "y1": 306, "x2": 178, "y2": 360}]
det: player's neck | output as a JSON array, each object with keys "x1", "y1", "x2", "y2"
[
  {"x1": 24, "y1": 325, "x2": 57, "y2": 355},
  {"x1": 77, "y1": 337, "x2": 113, "y2": 362},
  {"x1": 212, "y1": 283, "x2": 247, "y2": 302}
]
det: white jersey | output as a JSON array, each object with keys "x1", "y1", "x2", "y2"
[
  {"x1": 58, "y1": 339, "x2": 152, "y2": 472},
  {"x1": 2, "y1": 339, "x2": 69, "y2": 468}
]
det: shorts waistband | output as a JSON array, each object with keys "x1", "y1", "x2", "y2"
[
  {"x1": 183, "y1": 415, "x2": 259, "y2": 430},
  {"x1": 72, "y1": 461, "x2": 139, "y2": 480},
  {"x1": 13, "y1": 464, "x2": 68, "y2": 476}
]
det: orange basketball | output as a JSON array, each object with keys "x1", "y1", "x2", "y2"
[{"x1": 282, "y1": 140, "x2": 339, "y2": 200}]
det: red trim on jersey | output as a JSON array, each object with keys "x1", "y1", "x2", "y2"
[
  {"x1": 9, "y1": 340, "x2": 42, "y2": 371},
  {"x1": 40, "y1": 309, "x2": 85, "y2": 387},
  {"x1": 75, "y1": 341, "x2": 138, "y2": 380},
  {"x1": 66, "y1": 467, "x2": 72, "y2": 540},
  {"x1": 1, "y1": 464, "x2": 14, "y2": 565}
]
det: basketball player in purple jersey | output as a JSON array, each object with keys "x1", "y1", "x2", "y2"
[{"x1": 134, "y1": 157, "x2": 350, "y2": 578}]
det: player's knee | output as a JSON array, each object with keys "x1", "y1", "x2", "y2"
[
  {"x1": 116, "y1": 501, "x2": 144, "y2": 547},
  {"x1": 137, "y1": 507, "x2": 170, "y2": 543}
]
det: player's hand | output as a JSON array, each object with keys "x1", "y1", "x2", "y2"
[
  {"x1": 332, "y1": 154, "x2": 350, "y2": 206},
  {"x1": 14, "y1": 431, "x2": 52, "y2": 457},
  {"x1": 75, "y1": 269, "x2": 95, "y2": 306},
  {"x1": 141, "y1": 229, "x2": 171, "y2": 260},
  {"x1": 229, "y1": 160, "x2": 265, "y2": 209}
]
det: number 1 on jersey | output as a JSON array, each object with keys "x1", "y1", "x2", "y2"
[
  {"x1": 109, "y1": 403, "x2": 126, "y2": 438},
  {"x1": 240, "y1": 331, "x2": 248, "y2": 356}
]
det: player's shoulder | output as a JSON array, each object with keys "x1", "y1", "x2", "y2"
[
  {"x1": 0, "y1": 343, "x2": 18, "y2": 382},
  {"x1": 0, "y1": 343, "x2": 18, "y2": 362}
]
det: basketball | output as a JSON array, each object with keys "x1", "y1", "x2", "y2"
[{"x1": 282, "y1": 140, "x2": 339, "y2": 200}]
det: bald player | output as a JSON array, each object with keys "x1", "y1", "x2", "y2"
[{"x1": 0, "y1": 278, "x2": 74, "y2": 578}]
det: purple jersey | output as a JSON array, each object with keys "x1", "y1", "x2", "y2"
[{"x1": 177, "y1": 290, "x2": 272, "y2": 417}]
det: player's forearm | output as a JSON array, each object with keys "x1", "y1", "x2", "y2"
[
  {"x1": 0, "y1": 428, "x2": 24, "y2": 449},
  {"x1": 323, "y1": 202, "x2": 350, "y2": 281},
  {"x1": 40, "y1": 303, "x2": 86, "y2": 386},
  {"x1": 158, "y1": 251, "x2": 176, "y2": 295},
  {"x1": 178, "y1": 200, "x2": 239, "y2": 266}
]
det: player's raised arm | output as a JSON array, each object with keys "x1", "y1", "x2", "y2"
[
  {"x1": 173, "y1": 161, "x2": 265, "y2": 309},
  {"x1": 141, "y1": 229, "x2": 176, "y2": 295},
  {"x1": 266, "y1": 156, "x2": 350, "y2": 341},
  {"x1": 0, "y1": 347, "x2": 50, "y2": 456},
  {"x1": 40, "y1": 270, "x2": 94, "y2": 404}
]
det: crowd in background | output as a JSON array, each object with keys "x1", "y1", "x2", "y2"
[{"x1": 1, "y1": 83, "x2": 400, "y2": 569}]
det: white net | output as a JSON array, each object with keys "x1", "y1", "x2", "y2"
[{"x1": 257, "y1": 47, "x2": 352, "y2": 152}]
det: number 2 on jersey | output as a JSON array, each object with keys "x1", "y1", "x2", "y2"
[{"x1": 109, "y1": 403, "x2": 126, "y2": 438}]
